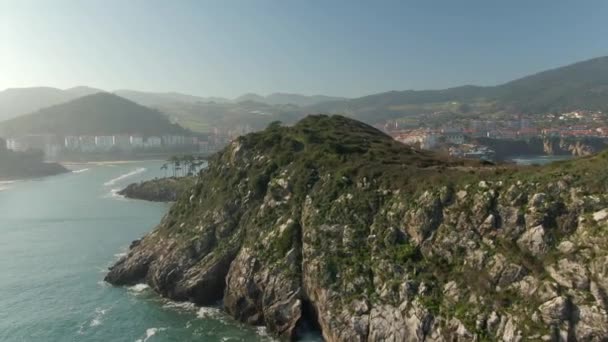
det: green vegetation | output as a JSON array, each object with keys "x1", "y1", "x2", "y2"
[
  {"x1": 163, "y1": 155, "x2": 206, "y2": 177},
  {"x1": 108, "y1": 114, "x2": 608, "y2": 340}
]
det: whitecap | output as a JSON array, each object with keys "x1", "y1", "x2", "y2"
[
  {"x1": 114, "y1": 252, "x2": 127, "y2": 259},
  {"x1": 256, "y1": 326, "x2": 269, "y2": 336},
  {"x1": 135, "y1": 327, "x2": 166, "y2": 342},
  {"x1": 89, "y1": 307, "x2": 109, "y2": 327},
  {"x1": 72, "y1": 168, "x2": 90, "y2": 174},
  {"x1": 97, "y1": 280, "x2": 110, "y2": 288},
  {"x1": 104, "y1": 168, "x2": 146, "y2": 186},
  {"x1": 128, "y1": 283, "x2": 150, "y2": 293},
  {"x1": 196, "y1": 307, "x2": 222, "y2": 319},
  {"x1": 162, "y1": 300, "x2": 197, "y2": 311}
]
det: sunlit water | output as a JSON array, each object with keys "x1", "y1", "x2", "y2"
[{"x1": 0, "y1": 161, "x2": 280, "y2": 342}]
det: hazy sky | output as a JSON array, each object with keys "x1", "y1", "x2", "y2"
[{"x1": 1, "y1": 0, "x2": 608, "y2": 98}]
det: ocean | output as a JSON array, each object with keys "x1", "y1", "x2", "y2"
[{"x1": 0, "y1": 161, "x2": 278, "y2": 342}]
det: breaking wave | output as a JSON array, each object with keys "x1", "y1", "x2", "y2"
[{"x1": 103, "y1": 168, "x2": 146, "y2": 186}]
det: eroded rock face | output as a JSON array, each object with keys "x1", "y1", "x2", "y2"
[{"x1": 105, "y1": 115, "x2": 608, "y2": 341}]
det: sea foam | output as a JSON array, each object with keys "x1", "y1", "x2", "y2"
[
  {"x1": 135, "y1": 327, "x2": 166, "y2": 342},
  {"x1": 104, "y1": 168, "x2": 146, "y2": 186},
  {"x1": 72, "y1": 168, "x2": 90, "y2": 174},
  {"x1": 128, "y1": 283, "x2": 150, "y2": 293}
]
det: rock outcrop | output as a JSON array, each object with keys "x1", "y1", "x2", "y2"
[
  {"x1": 106, "y1": 115, "x2": 608, "y2": 341},
  {"x1": 119, "y1": 177, "x2": 195, "y2": 202}
]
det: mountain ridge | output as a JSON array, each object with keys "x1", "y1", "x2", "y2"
[{"x1": 310, "y1": 56, "x2": 608, "y2": 122}]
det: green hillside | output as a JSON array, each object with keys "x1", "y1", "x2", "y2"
[
  {"x1": 311, "y1": 56, "x2": 608, "y2": 123},
  {"x1": 0, "y1": 93, "x2": 189, "y2": 137}
]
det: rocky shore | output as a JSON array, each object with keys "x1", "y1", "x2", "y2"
[
  {"x1": 119, "y1": 177, "x2": 195, "y2": 202},
  {"x1": 106, "y1": 115, "x2": 608, "y2": 341}
]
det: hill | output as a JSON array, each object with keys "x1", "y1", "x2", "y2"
[
  {"x1": 106, "y1": 115, "x2": 608, "y2": 340},
  {"x1": 311, "y1": 56, "x2": 608, "y2": 123},
  {"x1": 154, "y1": 100, "x2": 304, "y2": 133},
  {"x1": 0, "y1": 86, "x2": 102, "y2": 122},
  {"x1": 0, "y1": 93, "x2": 188, "y2": 137}
]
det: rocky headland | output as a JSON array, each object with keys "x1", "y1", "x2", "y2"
[
  {"x1": 119, "y1": 177, "x2": 195, "y2": 202},
  {"x1": 106, "y1": 115, "x2": 608, "y2": 341},
  {"x1": 0, "y1": 143, "x2": 68, "y2": 180}
]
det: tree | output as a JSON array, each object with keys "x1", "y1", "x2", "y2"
[
  {"x1": 184, "y1": 155, "x2": 196, "y2": 176},
  {"x1": 160, "y1": 163, "x2": 168, "y2": 177},
  {"x1": 168, "y1": 156, "x2": 179, "y2": 177}
]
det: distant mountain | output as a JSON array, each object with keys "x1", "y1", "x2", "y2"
[
  {"x1": 0, "y1": 93, "x2": 188, "y2": 137},
  {"x1": 0, "y1": 86, "x2": 104, "y2": 122},
  {"x1": 235, "y1": 92, "x2": 347, "y2": 106},
  {"x1": 155, "y1": 99, "x2": 304, "y2": 133},
  {"x1": 113, "y1": 90, "x2": 231, "y2": 107},
  {"x1": 310, "y1": 56, "x2": 608, "y2": 123}
]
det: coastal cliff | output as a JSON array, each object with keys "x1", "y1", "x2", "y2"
[{"x1": 106, "y1": 115, "x2": 608, "y2": 341}]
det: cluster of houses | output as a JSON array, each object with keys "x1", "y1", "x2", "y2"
[{"x1": 392, "y1": 129, "x2": 465, "y2": 150}]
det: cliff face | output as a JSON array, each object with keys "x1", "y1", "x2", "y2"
[{"x1": 106, "y1": 115, "x2": 608, "y2": 341}]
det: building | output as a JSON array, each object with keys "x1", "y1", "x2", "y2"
[
  {"x1": 79, "y1": 136, "x2": 96, "y2": 152},
  {"x1": 395, "y1": 130, "x2": 438, "y2": 150},
  {"x1": 95, "y1": 136, "x2": 115, "y2": 151},
  {"x1": 162, "y1": 135, "x2": 186, "y2": 146},
  {"x1": 64, "y1": 136, "x2": 80, "y2": 150},
  {"x1": 144, "y1": 136, "x2": 162, "y2": 149},
  {"x1": 130, "y1": 135, "x2": 144, "y2": 148},
  {"x1": 113, "y1": 135, "x2": 132, "y2": 150},
  {"x1": 6, "y1": 138, "x2": 28, "y2": 152},
  {"x1": 441, "y1": 129, "x2": 465, "y2": 145}
]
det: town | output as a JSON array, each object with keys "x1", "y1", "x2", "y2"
[
  {"x1": 3, "y1": 133, "x2": 228, "y2": 161},
  {"x1": 379, "y1": 110, "x2": 608, "y2": 160}
]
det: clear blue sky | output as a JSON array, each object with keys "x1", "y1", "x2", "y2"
[{"x1": 1, "y1": 0, "x2": 607, "y2": 98}]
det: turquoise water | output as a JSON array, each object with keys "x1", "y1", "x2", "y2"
[{"x1": 0, "y1": 162, "x2": 276, "y2": 342}]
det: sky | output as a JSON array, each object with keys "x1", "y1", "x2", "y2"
[{"x1": 1, "y1": 0, "x2": 608, "y2": 98}]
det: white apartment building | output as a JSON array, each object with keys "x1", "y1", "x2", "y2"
[
  {"x1": 130, "y1": 135, "x2": 144, "y2": 148},
  {"x1": 95, "y1": 136, "x2": 115, "y2": 150},
  {"x1": 144, "y1": 136, "x2": 162, "y2": 148}
]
